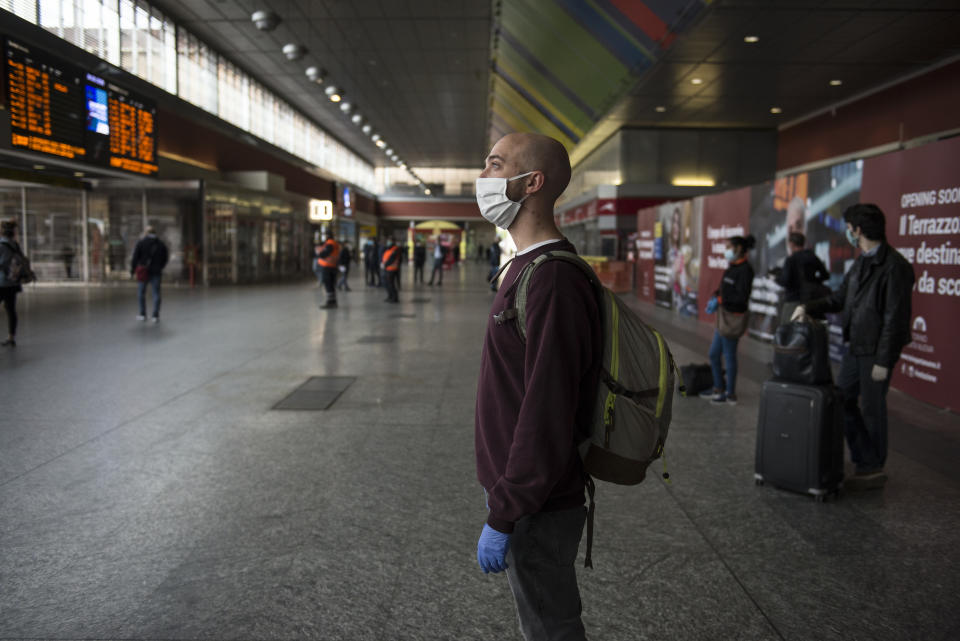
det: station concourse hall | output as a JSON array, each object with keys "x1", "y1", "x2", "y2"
[{"x1": 1, "y1": 1, "x2": 960, "y2": 640}]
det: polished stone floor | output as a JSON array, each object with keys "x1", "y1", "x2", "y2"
[{"x1": 1, "y1": 264, "x2": 958, "y2": 641}]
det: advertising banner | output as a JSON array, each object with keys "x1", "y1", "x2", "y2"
[
  {"x1": 650, "y1": 200, "x2": 702, "y2": 316},
  {"x1": 698, "y1": 188, "x2": 751, "y2": 323},
  {"x1": 748, "y1": 162, "x2": 862, "y2": 348},
  {"x1": 861, "y1": 136, "x2": 960, "y2": 411},
  {"x1": 635, "y1": 206, "x2": 658, "y2": 305}
]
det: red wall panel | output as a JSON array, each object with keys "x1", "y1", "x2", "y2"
[
  {"x1": 377, "y1": 200, "x2": 483, "y2": 220},
  {"x1": 777, "y1": 61, "x2": 960, "y2": 171}
]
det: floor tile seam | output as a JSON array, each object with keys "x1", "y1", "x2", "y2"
[
  {"x1": 0, "y1": 326, "x2": 321, "y2": 491},
  {"x1": 658, "y1": 482, "x2": 789, "y2": 641}
]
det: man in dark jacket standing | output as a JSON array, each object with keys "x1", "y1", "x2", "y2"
[
  {"x1": 773, "y1": 231, "x2": 830, "y2": 323},
  {"x1": 412, "y1": 240, "x2": 426, "y2": 284},
  {"x1": 130, "y1": 226, "x2": 169, "y2": 323},
  {"x1": 363, "y1": 239, "x2": 380, "y2": 287},
  {"x1": 795, "y1": 204, "x2": 915, "y2": 490},
  {"x1": 474, "y1": 133, "x2": 601, "y2": 641}
]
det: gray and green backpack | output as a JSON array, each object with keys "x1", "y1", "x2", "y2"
[{"x1": 493, "y1": 250, "x2": 683, "y2": 566}]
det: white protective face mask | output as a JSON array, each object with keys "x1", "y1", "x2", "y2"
[{"x1": 475, "y1": 171, "x2": 535, "y2": 229}]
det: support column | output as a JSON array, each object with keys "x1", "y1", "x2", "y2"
[
  {"x1": 81, "y1": 189, "x2": 89, "y2": 282},
  {"x1": 19, "y1": 186, "x2": 27, "y2": 254}
]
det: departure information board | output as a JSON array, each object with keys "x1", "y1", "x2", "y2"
[{"x1": 3, "y1": 37, "x2": 158, "y2": 176}]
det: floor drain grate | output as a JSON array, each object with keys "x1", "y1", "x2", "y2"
[{"x1": 272, "y1": 376, "x2": 356, "y2": 410}]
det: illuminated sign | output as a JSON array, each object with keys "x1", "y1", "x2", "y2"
[
  {"x1": 309, "y1": 199, "x2": 333, "y2": 221},
  {"x1": 4, "y1": 37, "x2": 158, "y2": 176}
]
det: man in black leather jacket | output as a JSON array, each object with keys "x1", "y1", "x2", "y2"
[{"x1": 795, "y1": 204, "x2": 915, "y2": 490}]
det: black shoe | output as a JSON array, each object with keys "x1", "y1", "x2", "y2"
[
  {"x1": 845, "y1": 470, "x2": 887, "y2": 491},
  {"x1": 1, "y1": 338, "x2": 14, "y2": 347},
  {"x1": 320, "y1": 301, "x2": 338, "y2": 309}
]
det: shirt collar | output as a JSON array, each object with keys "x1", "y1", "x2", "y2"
[
  {"x1": 517, "y1": 238, "x2": 564, "y2": 256},
  {"x1": 863, "y1": 244, "x2": 880, "y2": 257}
]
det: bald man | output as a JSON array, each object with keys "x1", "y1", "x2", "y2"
[{"x1": 474, "y1": 133, "x2": 601, "y2": 641}]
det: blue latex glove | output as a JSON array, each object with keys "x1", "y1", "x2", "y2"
[
  {"x1": 705, "y1": 296, "x2": 718, "y2": 314},
  {"x1": 477, "y1": 524, "x2": 511, "y2": 574}
]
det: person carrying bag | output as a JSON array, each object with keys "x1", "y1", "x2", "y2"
[{"x1": 701, "y1": 235, "x2": 755, "y2": 404}]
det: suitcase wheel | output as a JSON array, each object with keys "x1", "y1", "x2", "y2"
[{"x1": 754, "y1": 478, "x2": 764, "y2": 486}]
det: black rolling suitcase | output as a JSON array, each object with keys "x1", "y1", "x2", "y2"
[{"x1": 754, "y1": 380, "x2": 844, "y2": 501}]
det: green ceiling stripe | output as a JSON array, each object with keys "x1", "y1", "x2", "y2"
[
  {"x1": 495, "y1": 66, "x2": 582, "y2": 142},
  {"x1": 492, "y1": 80, "x2": 576, "y2": 150},
  {"x1": 501, "y1": 0, "x2": 626, "y2": 106},
  {"x1": 497, "y1": 47, "x2": 589, "y2": 136},
  {"x1": 494, "y1": 77, "x2": 575, "y2": 147}
]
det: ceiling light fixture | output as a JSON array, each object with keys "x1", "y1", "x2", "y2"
[
  {"x1": 672, "y1": 177, "x2": 715, "y2": 187},
  {"x1": 424, "y1": 188, "x2": 431, "y2": 195},
  {"x1": 655, "y1": 106, "x2": 666, "y2": 113},
  {"x1": 339, "y1": 101, "x2": 352, "y2": 113},
  {"x1": 743, "y1": 35, "x2": 759, "y2": 43},
  {"x1": 829, "y1": 79, "x2": 843, "y2": 86},
  {"x1": 691, "y1": 77, "x2": 703, "y2": 85},
  {"x1": 351, "y1": 113, "x2": 363, "y2": 125},
  {"x1": 361, "y1": 124, "x2": 372, "y2": 135},
  {"x1": 371, "y1": 133, "x2": 381, "y2": 142},
  {"x1": 251, "y1": 10, "x2": 280, "y2": 31},
  {"x1": 376, "y1": 140, "x2": 386, "y2": 148},
  {"x1": 282, "y1": 44, "x2": 306, "y2": 61},
  {"x1": 305, "y1": 66, "x2": 324, "y2": 84},
  {"x1": 33, "y1": 164, "x2": 45, "y2": 170},
  {"x1": 770, "y1": 107, "x2": 782, "y2": 114},
  {"x1": 385, "y1": 148, "x2": 393, "y2": 156}
]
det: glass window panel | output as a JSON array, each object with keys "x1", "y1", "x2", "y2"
[{"x1": 2, "y1": 0, "x2": 37, "y2": 23}]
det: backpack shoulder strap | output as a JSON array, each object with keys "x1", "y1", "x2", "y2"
[{"x1": 513, "y1": 251, "x2": 602, "y2": 342}]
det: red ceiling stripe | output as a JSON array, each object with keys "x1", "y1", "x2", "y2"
[{"x1": 609, "y1": 0, "x2": 669, "y2": 43}]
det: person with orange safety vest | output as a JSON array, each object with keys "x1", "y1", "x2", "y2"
[
  {"x1": 315, "y1": 228, "x2": 341, "y2": 309},
  {"x1": 380, "y1": 237, "x2": 400, "y2": 303}
]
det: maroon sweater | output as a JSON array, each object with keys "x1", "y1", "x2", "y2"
[{"x1": 475, "y1": 239, "x2": 602, "y2": 533}]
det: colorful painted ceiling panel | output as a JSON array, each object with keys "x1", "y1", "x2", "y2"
[{"x1": 488, "y1": 0, "x2": 710, "y2": 153}]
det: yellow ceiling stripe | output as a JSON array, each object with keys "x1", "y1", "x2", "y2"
[
  {"x1": 493, "y1": 76, "x2": 576, "y2": 150},
  {"x1": 496, "y1": 57, "x2": 586, "y2": 139}
]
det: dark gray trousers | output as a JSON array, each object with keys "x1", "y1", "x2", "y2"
[
  {"x1": 837, "y1": 352, "x2": 892, "y2": 473},
  {"x1": 505, "y1": 506, "x2": 587, "y2": 641}
]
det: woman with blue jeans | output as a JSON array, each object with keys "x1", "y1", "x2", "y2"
[{"x1": 702, "y1": 235, "x2": 755, "y2": 405}]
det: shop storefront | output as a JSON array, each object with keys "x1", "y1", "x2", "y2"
[{"x1": 203, "y1": 181, "x2": 311, "y2": 284}]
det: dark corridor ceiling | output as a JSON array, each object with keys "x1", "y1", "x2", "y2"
[{"x1": 149, "y1": 0, "x2": 960, "y2": 171}]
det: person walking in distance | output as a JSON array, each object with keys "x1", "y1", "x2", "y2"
[
  {"x1": 701, "y1": 235, "x2": 755, "y2": 405},
  {"x1": 427, "y1": 238, "x2": 446, "y2": 286},
  {"x1": 337, "y1": 240, "x2": 353, "y2": 292},
  {"x1": 793, "y1": 204, "x2": 915, "y2": 490},
  {"x1": 413, "y1": 239, "x2": 426, "y2": 285},
  {"x1": 130, "y1": 225, "x2": 169, "y2": 323},
  {"x1": 381, "y1": 237, "x2": 400, "y2": 303},
  {"x1": 0, "y1": 220, "x2": 30, "y2": 346},
  {"x1": 363, "y1": 238, "x2": 380, "y2": 287},
  {"x1": 474, "y1": 133, "x2": 602, "y2": 641},
  {"x1": 315, "y1": 227, "x2": 340, "y2": 309}
]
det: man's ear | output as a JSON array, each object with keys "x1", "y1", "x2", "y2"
[{"x1": 525, "y1": 171, "x2": 546, "y2": 195}]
